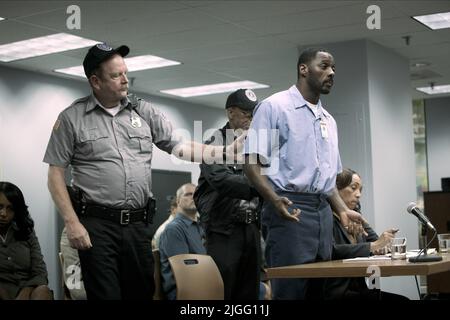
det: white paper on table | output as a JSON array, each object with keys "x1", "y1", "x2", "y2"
[
  {"x1": 342, "y1": 249, "x2": 437, "y2": 262},
  {"x1": 342, "y1": 255, "x2": 391, "y2": 262}
]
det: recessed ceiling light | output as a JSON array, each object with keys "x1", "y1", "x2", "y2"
[
  {"x1": 412, "y1": 11, "x2": 450, "y2": 30},
  {"x1": 411, "y1": 62, "x2": 430, "y2": 68},
  {"x1": 0, "y1": 33, "x2": 98, "y2": 62},
  {"x1": 123, "y1": 55, "x2": 181, "y2": 71},
  {"x1": 416, "y1": 84, "x2": 450, "y2": 95},
  {"x1": 160, "y1": 81, "x2": 270, "y2": 97},
  {"x1": 54, "y1": 54, "x2": 181, "y2": 78},
  {"x1": 54, "y1": 65, "x2": 86, "y2": 77}
]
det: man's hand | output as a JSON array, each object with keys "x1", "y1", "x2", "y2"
[
  {"x1": 273, "y1": 197, "x2": 301, "y2": 222},
  {"x1": 66, "y1": 220, "x2": 92, "y2": 250}
]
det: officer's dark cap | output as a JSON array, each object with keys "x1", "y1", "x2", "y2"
[
  {"x1": 83, "y1": 43, "x2": 129, "y2": 78},
  {"x1": 225, "y1": 89, "x2": 258, "y2": 111}
]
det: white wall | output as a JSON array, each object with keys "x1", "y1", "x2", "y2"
[
  {"x1": 366, "y1": 41, "x2": 418, "y2": 299},
  {"x1": 0, "y1": 65, "x2": 226, "y2": 297},
  {"x1": 425, "y1": 97, "x2": 450, "y2": 191},
  {"x1": 366, "y1": 41, "x2": 417, "y2": 246},
  {"x1": 318, "y1": 40, "x2": 375, "y2": 226}
]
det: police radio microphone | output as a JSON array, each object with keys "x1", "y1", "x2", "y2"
[{"x1": 407, "y1": 202, "x2": 436, "y2": 232}]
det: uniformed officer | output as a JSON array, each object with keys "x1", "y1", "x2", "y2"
[
  {"x1": 243, "y1": 48, "x2": 364, "y2": 299},
  {"x1": 194, "y1": 89, "x2": 262, "y2": 300},
  {"x1": 43, "y1": 43, "x2": 243, "y2": 299}
]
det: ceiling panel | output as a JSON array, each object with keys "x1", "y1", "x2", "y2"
[
  {"x1": 238, "y1": 3, "x2": 405, "y2": 36},
  {"x1": 0, "y1": 1, "x2": 72, "y2": 19},
  {"x1": 372, "y1": 29, "x2": 450, "y2": 49},
  {"x1": 390, "y1": 0, "x2": 450, "y2": 16},
  {"x1": 186, "y1": 0, "x2": 360, "y2": 23},
  {"x1": 0, "y1": 20, "x2": 58, "y2": 44},
  {"x1": 0, "y1": 0, "x2": 450, "y2": 107},
  {"x1": 131, "y1": 23, "x2": 259, "y2": 55}
]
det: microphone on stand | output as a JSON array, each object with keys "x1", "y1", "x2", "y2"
[
  {"x1": 406, "y1": 202, "x2": 442, "y2": 263},
  {"x1": 407, "y1": 202, "x2": 436, "y2": 232}
]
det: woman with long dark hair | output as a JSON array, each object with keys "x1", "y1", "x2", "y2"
[
  {"x1": 0, "y1": 182, "x2": 52, "y2": 300},
  {"x1": 325, "y1": 169, "x2": 407, "y2": 300}
]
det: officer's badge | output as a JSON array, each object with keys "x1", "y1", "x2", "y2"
[
  {"x1": 245, "y1": 89, "x2": 257, "y2": 102},
  {"x1": 97, "y1": 43, "x2": 113, "y2": 51},
  {"x1": 131, "y1": 116, "x2": 142, "y2": 128}
]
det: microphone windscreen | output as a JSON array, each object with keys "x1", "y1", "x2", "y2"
[{"x1": 407, "y1": 202, "x2": 416, "y2": 213}]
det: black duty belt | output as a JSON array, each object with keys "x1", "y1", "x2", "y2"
[
  {"x1": 78, "y1": 204, "x2": 148, "y2": 225},
  {"x1": 232, "y1": 209, "x2": 259, "y2": 224}
]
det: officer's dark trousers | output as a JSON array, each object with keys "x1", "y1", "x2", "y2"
[
  {"x1": 206, "y1": 223, "x2": 261, "y2": 300},
  {"x1": 262, "y1": 192, "x2": 333, "y2": 300},
  {"x1": 78, "y1": 216, "x2": 154, "y2": 300}
]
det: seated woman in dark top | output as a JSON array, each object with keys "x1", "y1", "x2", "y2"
[
  {"x1": 325, "y1": 169, "x2": 408, "y2": 300},
  {"x1": 0, "y1": 182, "x2": 52, "y2": 300}
]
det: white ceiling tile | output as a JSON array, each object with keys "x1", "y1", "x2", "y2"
[
  {"x1": 0, "y1": 0, "x2": 449, "y2": 109},
  {"x1": 390, "y1": 0, "x2": 450, "y2": 16}
]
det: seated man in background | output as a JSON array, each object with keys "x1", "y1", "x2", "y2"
[
  {"x1": 60, "y1": 227, "x2": 87, "y2": 300},
  {"x1": 0, "y1": 182, "x2": 52, "y2": 300},
  {"x1": 152, "y1": 196, "x2": 177, "y2": 250},
  {"x1": 159, "y1": 183, "x2": 205, "y2": 300},
  {"x1": 326, "y1": 168, "x2": 408, "y2": 300}
]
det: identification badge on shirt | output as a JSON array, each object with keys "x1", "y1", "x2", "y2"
[
  {"x1": 131, "y1": 116, "x2": 142, "y2": 128},
  {"x1": 320, "y1": 120, "x2": 328, "y2": 139}
]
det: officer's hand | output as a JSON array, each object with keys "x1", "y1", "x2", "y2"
[
  {"x1": 66, "y1": 220, "x2": 92, "y2": 250},
  {"x1": 225, "y1": 130, "x2": 247, "y2": 163},
  {"x1": 345, "y1": 221, "x2": 365, "y2": 237},
  {"x1": 340, "y1": 210, "x2": 368, "y2": 236},
  {"x1": 274, "y1": 197, "x2": 301, "y2": 222}
]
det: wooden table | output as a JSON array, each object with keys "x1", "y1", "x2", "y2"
[{"x1": 266, "y1": 254, "x2": 450, "y2": 279}]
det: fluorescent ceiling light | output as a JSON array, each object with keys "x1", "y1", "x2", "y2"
[
  {"x1": 54, "y1": 55, "x2": 181, "y2": 78},
  {"x1": 411, "y1": 62, "x2": 430, "y2": 68},
  {"x1": 412, "y1": 11, "x2": 450, "y2": 30},
  {"x1": 54, "y1": 65, "x2": 86, "y2": 77},
  {"x1": 160, "y1": 81, "x2": 270, "y2": 97},
  {"x1": 416, "y1": 84, "x2": 450, "y2": 95},
  {"x1": 0, "y1": 17, "x2": 5, "y2": 21},
  {"x1": 124, "y1": 55, "x2": 181, "y2": 71},
  {"x1": 0, "y1": 33, "x2": 98, "y2": 62}
]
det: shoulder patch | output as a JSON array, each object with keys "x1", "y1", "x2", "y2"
[{"x1": 53, "y1": 119, "x2": 61, "y2": 131}]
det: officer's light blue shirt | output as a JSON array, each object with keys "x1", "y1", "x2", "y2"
[{"x1": 244, "y1": 85, "x2": 342, "y2": 195}]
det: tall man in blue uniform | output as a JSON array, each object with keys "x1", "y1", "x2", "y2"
[
  {"x1": 44, "y1": 43, "x2": 243, "y2": 299},
  {"x1": 243, "y1": 48, "x2": 363, "y2": 299}
]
